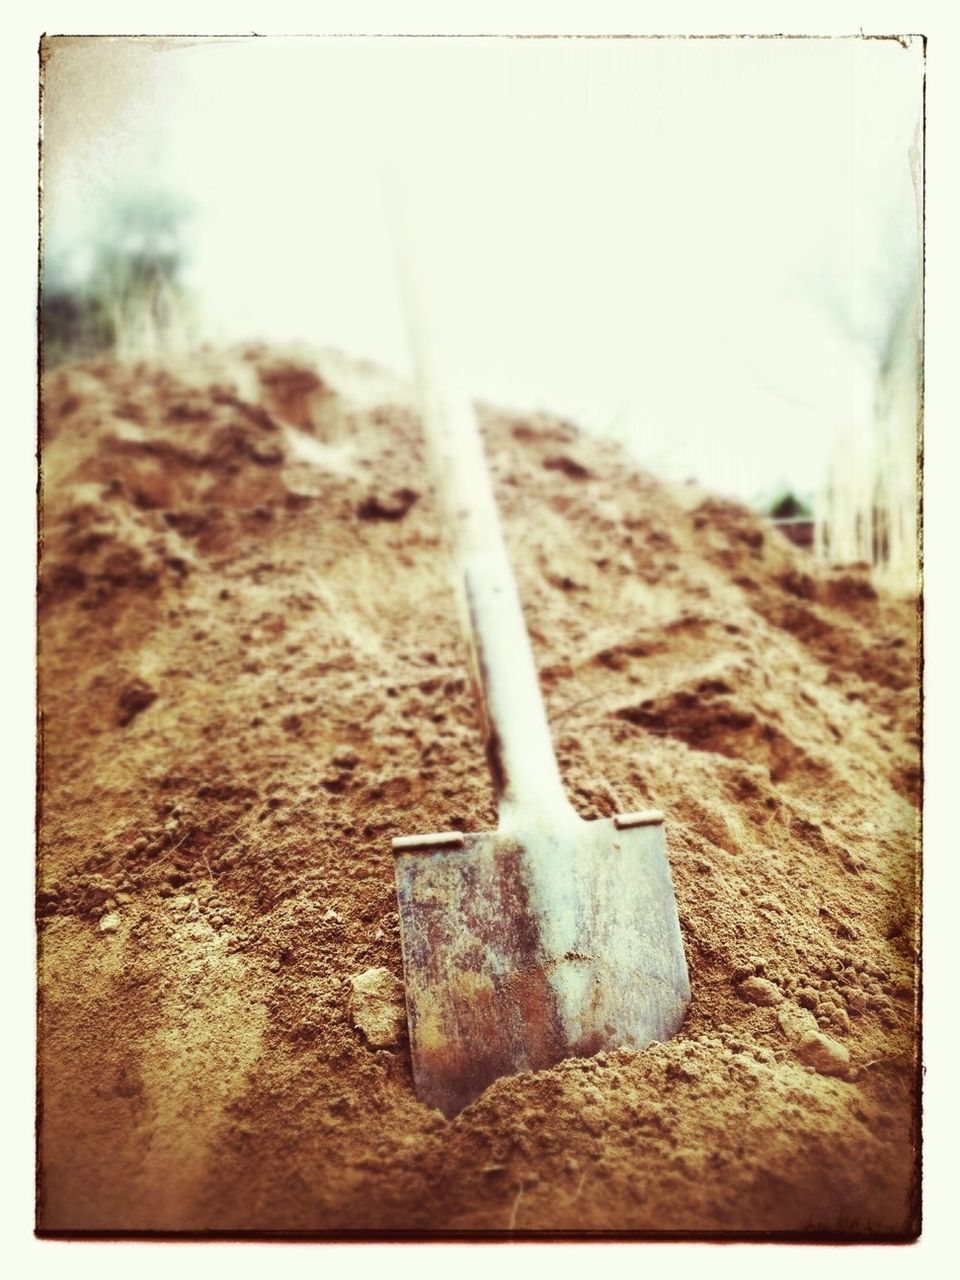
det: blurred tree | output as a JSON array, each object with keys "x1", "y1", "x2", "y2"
[
  {"x1": 767, "y1": 490, "x2": 813, "y2": 521},
  {"x1": 41, "y1": 185, "x2": 193, "y2": 367},
  {"x1": 807, "y1": 146, "x2": 922, "y2": 591}
]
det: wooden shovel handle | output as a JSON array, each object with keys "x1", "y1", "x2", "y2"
[{"x1": 401, "y1": 280, "x2": 577, "y2": 831}]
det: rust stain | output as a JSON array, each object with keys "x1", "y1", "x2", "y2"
[
  {"x1": 395, "y1": 819, "x2": 689, "y2": 1116},
  {"x1": 396, "y1": 833, "x2": 570, "y2": 1115}
]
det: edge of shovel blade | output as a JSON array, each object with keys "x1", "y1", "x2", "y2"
[{"x1": 393, "y1": 816, "x2": 690, "y2": 1117}]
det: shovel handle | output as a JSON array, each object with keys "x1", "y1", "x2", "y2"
[
  {"x1": 408, "y1": 337, "x2": 579, "y2": 831},
  {"x1": 425, "y1": 388, "x2": 577, "y2": 829}
]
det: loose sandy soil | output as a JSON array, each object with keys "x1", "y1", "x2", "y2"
[{"x1": 37, "y1": 346, "x2": 920, "y2": 1237}]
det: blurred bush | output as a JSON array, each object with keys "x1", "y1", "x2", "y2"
[{"x1": 41, "y1": 186, "x2": 193, "y2": 368}]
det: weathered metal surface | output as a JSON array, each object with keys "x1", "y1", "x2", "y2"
[
  {"x1": 394, "y1": 814, "x2": 690, "y2": 1118},
  {"x1": 392, "y1": 831, "x2": 465, "y2": 853}
]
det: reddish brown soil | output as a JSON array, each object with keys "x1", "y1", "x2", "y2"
[{"x1": 37, "y1": 346, "x2": 920, "y2": 1237}]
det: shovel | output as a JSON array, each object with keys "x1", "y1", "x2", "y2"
[{"x1": 389, "y1": 257, "x2": 690, "y2": 1124}]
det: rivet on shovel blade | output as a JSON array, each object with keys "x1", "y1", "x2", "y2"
[{"x1": 613, "y1": 810, "x2": 664, "y2": 830}]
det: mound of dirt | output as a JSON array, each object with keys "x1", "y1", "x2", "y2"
[{"x1": 37, "y1": 346, "x2": 920, "y2": 1237}]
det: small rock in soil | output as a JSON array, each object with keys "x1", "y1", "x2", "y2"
[
  {"x1": 98, "y1": 912, "x2": 121, "y2": 933},
  {"x1": 348, "y1": 967, "x2": 406, "y2": 1049},
  {"x1": 777, "y1": 1001, "x2": 820, "y2": 1039},
  {"x1": 795, "y1": 1030, "x2": 850, "y2": 1076},
  {"x1": 737, "y1": 976, "x2": 783, "y2": 1006}
]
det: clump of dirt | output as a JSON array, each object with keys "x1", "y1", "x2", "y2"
[{"x1": 37, "y1": 346, "x2": 920, "y2": 1237}]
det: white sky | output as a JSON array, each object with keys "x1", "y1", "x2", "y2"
[{"x1": 42, "y1": 35, "x2": 923, "y2": 502}]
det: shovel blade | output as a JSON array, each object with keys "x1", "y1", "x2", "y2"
[{"x1": 393, "y1": 814, "x2": 689, "y2": 1117}]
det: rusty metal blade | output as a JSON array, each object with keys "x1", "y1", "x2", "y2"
[{"x1": 393, "y1": 815, "x2": 690, "y2": 1118}]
